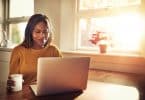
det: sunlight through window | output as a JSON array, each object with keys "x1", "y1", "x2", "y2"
[{"x1": 77, "y1": 0, "x2": 144, "y2": 53}]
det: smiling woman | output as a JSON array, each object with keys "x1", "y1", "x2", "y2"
[{"x1": 8, "y1": 14, "x2": 62, "y2": 86}]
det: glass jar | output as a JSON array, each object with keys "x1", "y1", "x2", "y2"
[{"x1": 0, "y1": 30, "x2": 8, "y2": 47}]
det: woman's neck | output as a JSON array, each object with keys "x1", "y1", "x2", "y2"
[{"x1": 32, "y1": 45, "x2": 44, "y2": 50}]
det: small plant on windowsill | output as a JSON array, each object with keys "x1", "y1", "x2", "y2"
[{"x1": 89, "y1": 31, "x2": 109, "y2": 53}]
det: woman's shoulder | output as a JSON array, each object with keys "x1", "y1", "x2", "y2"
[
  {"x1": 46, "y1": 44, "x2": 59, "y2": 50},
  {"x1": 12, "y1": 45, "x2": 26, "y2": 52},
  {"x1": 45, "y1": 44, "x2": 62, "y2": 57},
  {"x1": 46, "y1": 44, "x2": 61, "y2": 52}
]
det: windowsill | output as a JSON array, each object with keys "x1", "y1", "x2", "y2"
[
  {"x1": 0, "y1": 43, "x2": 17, "y2": 52},
  {"x1": 0, "y1": 47, "x2": 13, "y2": 52},
  {"x1": 62, "y1": 50, "x2": 145, "y2": 75},
  {"x1": 61, "y1": 50, "x2": 144, "y2": 58}
]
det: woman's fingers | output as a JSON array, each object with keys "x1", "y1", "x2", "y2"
[
  {"x1": 7, "y1": 79, "x2": 15, "y2": 92},
  {"x1": 7, "y1": 79, "x2": 15, "y2": 86}
]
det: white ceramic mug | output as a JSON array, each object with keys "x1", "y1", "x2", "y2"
[{"x1": 10, "y1": 74, "x2": 23, "y2": 92}]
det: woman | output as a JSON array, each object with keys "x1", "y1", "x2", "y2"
[{"x1": 9, "y1": 14, "x2": 62, "y2": 85}]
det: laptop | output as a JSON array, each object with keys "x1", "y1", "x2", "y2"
[{"x1": 30, "y1": 57, "x2": 90, "y2": 96}]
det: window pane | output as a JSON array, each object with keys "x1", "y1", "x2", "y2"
[
  {"x1": 9, "y1": 22, "x2": 26, "y2": 45},
  {"x1": 79, "y1": 0, "x2": 141, "y2": 10},
  {"x1": 78, "y1": 19, "x2": 89, "y2": 47},
  {"x1": 9, "y1": 0, "x2": 34, "y2": 18},
  {"x1": 78, "y1": 12, "x2": 145, "y2": 51}
]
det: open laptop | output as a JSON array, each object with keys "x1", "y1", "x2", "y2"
[{"x1": 30, "y1": 57, "x2": 90, "y2": 96}]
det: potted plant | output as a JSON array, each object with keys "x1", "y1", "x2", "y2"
[{"x1": 89, "y1": 31, "x2": 108, "y2": 53}]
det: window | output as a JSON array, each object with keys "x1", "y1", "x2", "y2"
[
  {"x1": 6, "y1": 0, "x2": 34, "y2": 46},
  {"x1": 76, "y1": 0, "x2": 145, "y2": 53}
]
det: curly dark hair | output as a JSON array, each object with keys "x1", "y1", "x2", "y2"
[{"x1": 21, "y1": 14, "x2": 53, "y2": 48}]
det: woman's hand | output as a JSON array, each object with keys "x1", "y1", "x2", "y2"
[{"x1": 7, "y1": 76, "x2": 15, "y2": 92}]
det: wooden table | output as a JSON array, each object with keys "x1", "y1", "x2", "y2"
[{"x1": 0, "y1": 80, "x2": 139, "y2": 100}]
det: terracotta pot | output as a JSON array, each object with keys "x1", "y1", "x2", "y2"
[{"x1": 99, "y1": 44, "x2": 107, "y2": 53}]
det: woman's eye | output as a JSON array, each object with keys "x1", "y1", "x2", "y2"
[
  {"x1": 36, "y1": 31, "x2": 41, "y2": 33},
  {"x1": 33, "y1": 29, "x2": 49, "y2": 34}
]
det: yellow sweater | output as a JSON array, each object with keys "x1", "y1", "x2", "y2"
[{"x1": 9, "y1": 44, "x2": 62, "y2": 84}]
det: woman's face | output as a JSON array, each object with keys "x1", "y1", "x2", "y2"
[{"x1": 32, "y1": 22, "x2": 49, "y2": 49}]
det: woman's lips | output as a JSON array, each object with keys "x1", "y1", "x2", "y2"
[{"x1": 37, "y1": 39, "x2": 47, "y2": 47}]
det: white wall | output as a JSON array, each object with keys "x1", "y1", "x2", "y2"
[
  {"x1": 0, "y1": 50, "x2": 11, "y2": 94},
  {"x1": 60, "y1": 0, "x2": 76, "y2": 51}
]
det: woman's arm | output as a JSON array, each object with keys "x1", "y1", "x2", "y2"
[{"x1": 9, "y1": 47, "x2": 21, "y2": 74}]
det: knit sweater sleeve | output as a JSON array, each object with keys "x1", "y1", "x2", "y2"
[{"x1": 9, "y1": 46, "x2": 22, "y2": 74}]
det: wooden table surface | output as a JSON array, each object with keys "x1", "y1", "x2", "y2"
[{"x1": 0, "y1": 80, "x2": 139, "y2": 100}]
